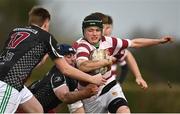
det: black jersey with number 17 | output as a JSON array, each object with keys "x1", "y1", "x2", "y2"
[{"x1": 0, "y1": 25, "x2": 62, "y2": 91}]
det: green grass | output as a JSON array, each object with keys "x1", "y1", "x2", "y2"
[
  {"x1": 55, "y1": 83, "x2": 180, "y2": 113},
  {"x1": 122, "y1": 82, "x2": 180, "y2": 113}
]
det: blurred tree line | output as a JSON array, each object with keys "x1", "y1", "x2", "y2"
[
  {"x1": 129, "y1": 43, "x2": 180, "y2": 83},
  {"x1": 127, "y1": 27, "x2": 180, "y2": 84},
  {"x1": 0, "y1": 0, "x2": 38, "y2": 49}
]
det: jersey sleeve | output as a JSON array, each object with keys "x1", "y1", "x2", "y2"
[
  {"x1": 119, "y1": 60, "x2": 127, "y2": 66},
  {"x1": 76, "y1": 43, "x2": 91, "y2": 62},
  {"x1": 118, "y1": 49, "x2": 128, "y2": 61},
  {"x1": 72, "y1": 41, "x2": 78, "y2": 50},
  {"x1": 118, "y1": 48, "x2": 128, "y2": 65},
  {"x1": 50, "y1": 68, "x2": 66, "y2": 91},
  {"x1": 47, "y1": 35, "x2": 63, "y2": 60},
  {"x1": 117, "y1": 38, "x2": 132, "y2": 50}
]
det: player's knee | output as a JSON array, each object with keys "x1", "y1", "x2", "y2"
[
  {"x1": 108, "y1": 97, "x2": 129, "y2": 113},
  {"x1": 117, "y1": 105, "x2": 130, "y2": 113},
  {"x1": 35, "y1": 104, "x2": 44, "y2": 113},
  {"x1": 28, "y1": 103, "x2": 44, "y2": 113},
  {"x1": 28, "y1": 97, "x2": 44, "y2": 113}
]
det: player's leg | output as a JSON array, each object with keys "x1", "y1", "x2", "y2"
[
  {"x1": 18, "y1": 96, "x2": 43, "y2": 112},
  {"x1": 107, "y1": 83, "x2": 130, "y2": 113},
  {"x1": 18, "y1": 86, "x2": 43, "y2": 113},
  {"x1": 116, "y1": 105, "x2": 130, "y2": 113},
  {"x1": 108, "y1": 97, "x2": 130, "y2": 113},
  {"x1": 68, "y1": 100, "x2": 85, "y2": 113},
  {"x1": 0, "y1": 80, "x2": 21, "y2": 113},
  {"x1": 72, "y1": 106, "x2": 85, "y2": 113}
]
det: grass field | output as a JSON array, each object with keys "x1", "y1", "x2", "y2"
[
  {"x1": 54, "y1": 83, "x2": 180, "y2": 113},
  {"x1": 122, "y1": 83, "x2": 180, "y2": 113}
]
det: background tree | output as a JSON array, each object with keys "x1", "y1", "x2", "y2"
[{"x1": 0, "y1": 0, "x2": 38, "y2": 49}]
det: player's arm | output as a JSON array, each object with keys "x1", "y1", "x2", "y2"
[
  {"x1": 47, "y1": 36, "x2": 106, "y2": 85},
  {"x1": 130, "y1": 36, "x2": 173, "y2": 48},
  {"x1": 54, "y1": 84, "x2": 98, "y2": 104},
  {"x1": 125, "y1": 50, "x2": 148, "y2": 89},
  {"x1": 54, "y1": 58, "x2": 106, "y2": 86},
  {"x1": 76, "y1": 59, "x2": 111, "y2": 72}
]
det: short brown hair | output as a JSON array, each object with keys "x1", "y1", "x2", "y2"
[
  {"x1": 103, "y1": 15, "x2": 113, "y2": 25},
  {"x1": 28, "y1": 6, "x2": 51, "y2": 27}
]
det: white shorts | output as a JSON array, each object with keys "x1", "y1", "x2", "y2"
[
  {"x1": 0, "y1": 80, "x2": 21, "y2": 113},
  {"x1": 82, "y1": 82, "x2": 127, "y2": 113},
  {"x1": 0, "y1": 81, "x2": 33, "y2": 113},
  {"x1": 19, "y1": 86, "x2": 33, "y2": 104},
  {"x1": 67, "y1": 100, "x2": 83, "y2": 112}
]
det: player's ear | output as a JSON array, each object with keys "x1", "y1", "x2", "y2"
[{"x1": 42, "y1": 19, "x2": 50, "y2": 32}]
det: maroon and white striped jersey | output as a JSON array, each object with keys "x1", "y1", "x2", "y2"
[
  {"x1": 74, "y1": 36, "x2": 131, "y2": 61},
  {"x1": 111, "y1": 49, "x2": 128, "y2": 77},
  {"x1": 72, "y1": 37, "x2": 129, "y2": 78},
  {"x1": 74, "y1": 36, "x2": 131, "y2": 91}
]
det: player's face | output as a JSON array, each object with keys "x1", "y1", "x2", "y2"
[
  {"x1": 103, "y1": 24, "x2": 113, "y2": 36},
  {"x1": 64, "y1": 53, "x2": 76, "y2": 66},
  {"x1": 84, "y1": 26, "x2": 102, "y2": 45}
]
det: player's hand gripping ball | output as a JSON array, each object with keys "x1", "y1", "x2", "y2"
[
  {"x1": 90, "y1": 49, "x2": 110, "y2": 75},
  {"x1": 79, "y1": 49, "x2": 111, "y2": 86}
]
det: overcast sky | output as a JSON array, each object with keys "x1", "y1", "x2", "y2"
[{"x1": 39, "y1": 0, "x2": 180, "y2": 41}]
